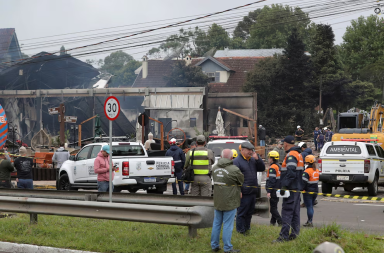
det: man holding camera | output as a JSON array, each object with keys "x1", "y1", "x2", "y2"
[{"x1": 234, "y1": 142, "x2": 265, "y2": 235}]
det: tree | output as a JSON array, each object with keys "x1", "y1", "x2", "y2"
[
  {"x1": 233, "y1": 9, "x2": 262, "y2": 40},
  {"x1": 246, "y1": 4, "x2": 311, "y2": 49},
  {"x1": 101, "y1": 50, "x2": 134, "y2": 75},
  {"x1": 163, "y1": 61, "x2": 209, "y2": 87},
  {"x1": 206, "y1": 24, "x2": 230, "y2": 50},
  {"x1": 360, "y1": 59, "x2": 384, "y2": 102},
  {"x1": 348, "y1": 80, "x2": 378, "y2": 110},
  {"x1": 340, "y1": 15, "x2": 384, "y2": 79},
  {"x1": 112, "y1": 60, "x2": 141, "y2": 87}
]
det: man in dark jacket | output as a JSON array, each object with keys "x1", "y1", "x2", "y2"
[
  {"x1": 211, "y1": 149, "x2": 244, "y2": 253},
  {"x1": 274, "y1": 136, "x2": 303, "y2": 243},
  {"x1": 0, "y1": 149, "x2": 15, "y2": 188},
  {"x1": 258, "y1": 125, "x2": 266, "y2": 146},
  {"x1": 165, "y1": 138, "x2": 185, "y2": 195},
  {"x1": 298, "y1": 142, "x2": 312, "y2": 161},
  {"x1": 234, "y1": 142, "x2": 265, "y2": 235},
  {"x1": 14, "y1": 147, "x2": 34, "y2": 189}
]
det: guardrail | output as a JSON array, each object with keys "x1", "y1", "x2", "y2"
[{"x1": 0, "y1": 189, "x2": 270, "y2": 237}]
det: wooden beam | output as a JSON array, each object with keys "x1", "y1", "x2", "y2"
[{"x1": 222, "y1": 108, "x2": 256, "y2": 122}]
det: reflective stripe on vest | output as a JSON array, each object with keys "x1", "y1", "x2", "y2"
[
  {"x1": 304, "y1": 167, "x2": 320, "y2": 184},
  {"x1": 267, "y1": 163, "x2": 281, "y2": 178},
  {"x1": 189, "y1": 149, "x2": 210, "y2": 175},
  {"x1": 282, "y1": 150, "x2": 304, "y2": 171}
]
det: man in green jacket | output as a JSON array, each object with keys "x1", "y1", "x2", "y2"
[
  {"x1": 0, "y1": 149, "x2": 15, "y2": 188},
  {"x1": 211, "y1": 149, "x2": 244, "y2": 253}
]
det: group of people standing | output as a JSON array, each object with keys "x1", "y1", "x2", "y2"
[
  {"x1": 266, "y1": 136, "x2": 320, "y2": 243},
  {"x1": 314, "y1": 127, "x2": 334, "y2": 151}
]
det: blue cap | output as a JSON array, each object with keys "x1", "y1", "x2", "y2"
[
  {"x1": 102, "y1": 145, "x2": 111, "y2": 154},
  {"x1": 283, "y1": 135, "x2": 295, "y2": 144}
]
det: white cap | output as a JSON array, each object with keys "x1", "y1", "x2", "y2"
[
  {"x1": 297, "y1": 125, "x2": 300, "y2": 129},
  {"x1": 298, "y1": 142, "x2": 305, "y2": 148},
  {"x1": 324, "y1": 127, "x2": 327, "y2": 130},
  {"x1": 170, "y1": 138, "x2": 176, "y2": 144},
  {"x1": 259, "y1": 125, "x2": 262, "y2": 128}
]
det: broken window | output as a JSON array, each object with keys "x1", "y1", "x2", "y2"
[{"x1": 243, "y1": 119, "x2": 248, "y2": 127}]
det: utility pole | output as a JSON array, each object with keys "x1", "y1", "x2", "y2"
[
  {"x1": 59, "y1": 103, "x2": 65, "y2": 146},
  {"x1": 319, "y1": 76, "x2": 322, "y2": 114}
]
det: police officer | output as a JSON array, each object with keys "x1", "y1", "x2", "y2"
[
  {"x1": 266, "y1": 151, "x2": 282, "y2": 226},
  {"x1": 165, "y1": 138, "x2": 185, "y2": 195},
  {"x1": 302, "y1": 155, "x2": 319, "y2": 227},
  {"x1": 184, "y1": 135, "x2": 214, "y2": 197},
  {"x1": 273, "y1": 136, "x2": 303, "y2": 243},
  {"x1": 234, "y1": 142, "x2": 265, "y2": 235},
  {"x1": 313, "y1": 127, "x2": 320, "y2": 151}
]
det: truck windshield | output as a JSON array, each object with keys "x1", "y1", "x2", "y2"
[
  {"x1": 112, "y1": 145, "x2": 145, "y2": 156},
  {"x1": 326, "y1": 145, "x2": 361, "y2": 155},
  {"x1": 207, "y1": 143, "x2": 243, "y2": 157}
]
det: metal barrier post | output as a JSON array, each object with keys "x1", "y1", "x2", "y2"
[
  {"x1": 188, "y1": 226, "x2": 197, "y2": 238},
  {"x1": 30, "y1": 213, "x2": 38, "y2": 224}
]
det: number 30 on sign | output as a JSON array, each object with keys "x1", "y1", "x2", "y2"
[{"x1": 104, "y1": 96, "x2": 121, "y2": 121}]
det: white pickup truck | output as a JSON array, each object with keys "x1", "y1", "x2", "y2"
[
  {"x1": 319, "y1": 141, "x2": 384, "y2": 196},
  {"x1": 57, "y1": 142, "x2": 175, "y2": 194},
  {"x1": 206, "y1": 138, "x2": 263, "y2": 198}
]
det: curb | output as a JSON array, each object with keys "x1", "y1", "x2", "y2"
[
  {"x1": 34, "y1": 185, "x2": 56, "y2": 189},
  {"x1": 0, "y1": 241, "x2": 98, "y2": 253}
]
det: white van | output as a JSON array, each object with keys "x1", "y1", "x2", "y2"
[{"x1": 319, "y1": 141, "x2": 384, "y2": 196}]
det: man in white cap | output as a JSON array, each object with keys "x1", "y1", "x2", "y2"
[
  {"x1": 295, "y1": 126, "x2": 304, "y2": 143},
  {"x1": 165, "y1": 138, "x2": 185, "y2": 195},
  {"x1": 14, "y1": 147, "x2": 34, "y2": 189},
  {"x1": 258, "y1": 125, "x2": 266, "y2": 146}
]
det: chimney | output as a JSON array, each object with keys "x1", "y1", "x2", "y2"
[
  {"x1": 224, "y1": 47, "x2": 229, "y2": 56},
  {"x1": 185, "y1": 55, "x2": 192, "y2": 66},
  {"x1": 142, "y1": 55, "x2": 148, "y2": 79}
]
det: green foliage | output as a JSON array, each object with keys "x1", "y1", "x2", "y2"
[
  {"x1": 111, "y1": 60, "x2": 141, "y2": 87},
  {"x1": 360, "y1": 59, "x2": 384, "y2": 100},
  {"x1": 348, "y1": 80, "x2": 378, "y2": 110},
  {"x1": 206, "y1": 23, "x2": 230, "y2": 50},
  {"x1": 164, "y1": 61, "x2": 209, "y2": 87},
  {"x1": 246, "y1": 4, "x2": 311, "y2": 49},
  {"x1": 233, "y1": 9, "x2": 262, "y2": 40},
  {"x1": 101, "y1": 50, "x2": 134, "y2": 75},
  {"x1": 340, "y1": 15, "x2": 384, "y2": 79}
]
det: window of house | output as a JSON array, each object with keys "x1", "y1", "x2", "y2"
[
  {"x1": 236, "y1": 119, "x2": 240, "y2": 127},
  {"x1": 190, "y1": 118, "x2": 196, "y2": 127},
  {"x1": 206, "y1": 73, "x2": 215, "y2": 82},
  {"x1": 243, "y1": 119, "x2": 248, "y2": 127}
]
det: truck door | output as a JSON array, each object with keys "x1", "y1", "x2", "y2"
[
  {"x1": 375, "y1": 145, "x2": 384, "y2": 182},
  {"x1": 87, "y1": 145, "x2": 102, "y2": 183},
  {"x1": 73, "y1": 146, "x2": 92, "y2": 183}
]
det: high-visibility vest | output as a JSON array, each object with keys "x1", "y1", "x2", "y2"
[
  {"x1": 281, "y1": 150, "x2": 304, "y2": 172},
  {"x1": 267, "y1": 163, "x2": 281, "y2": 179},
  {"x1": 304, "y1": 167, "x2": 320, "y2": 184},
  {"x1": 188, "y1": 149, "x2": 210, "y2": 175}
]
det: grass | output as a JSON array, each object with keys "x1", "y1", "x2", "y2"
[{"x1": 0, "y1": 214, "x2": 383, "y2": 253}]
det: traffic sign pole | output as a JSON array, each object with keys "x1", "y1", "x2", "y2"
[{"x1": 104, "y1": 96, "x2": 121, "y2": 204}]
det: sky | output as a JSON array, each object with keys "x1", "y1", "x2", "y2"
[{"x1": 0, "y1": 0, "x2": 378, "y2": 63}]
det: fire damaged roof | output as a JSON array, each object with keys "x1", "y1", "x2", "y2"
[{"x1": 0, "y1": 52, "x2": 99, "y2": 90}]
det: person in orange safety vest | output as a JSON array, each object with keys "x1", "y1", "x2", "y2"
[{"x1": 302, "y1": 154, "x2": 319, "y2": 227}]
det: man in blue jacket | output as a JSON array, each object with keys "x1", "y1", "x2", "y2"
[
  {"x1": 165, "y1": 138, "x2": 185, "y2": 195},
  {"x1": 234, "y1": 142, "x2": 265, "y2": 235}
]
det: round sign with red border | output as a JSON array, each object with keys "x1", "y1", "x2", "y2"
[{"x1": 104, "y1": 96, "x2": 121, "y2": 121}]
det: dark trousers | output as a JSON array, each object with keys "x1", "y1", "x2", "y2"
[
  {"x1": 318, "y1": 141, "x2": 324, "y2": 150},
  {"x1": 236, "y1": 194, "x2": 256, "y2": 233},
  {"x1": 0, "y1": 180, "x2": 11, "y2": 188},
  {"x1": 314, "y1": 138, "x2": 318, "y2": 150},
  {"x1": 172, "y1": 171, "x2": 184, "y2": 195},
  {"x1": 279, "y1": 191, "x2": 300, "y2": 240},
  {"x1": 17, "y1": 179, "x2": 34, "y2": 189},
  {"x1": 270, "y1": 191, "x2": 282, "y2": 225}
]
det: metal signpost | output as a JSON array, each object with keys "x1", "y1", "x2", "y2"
[{"x1": 104, "y1": 96, "x2": 120, "y2": 203}]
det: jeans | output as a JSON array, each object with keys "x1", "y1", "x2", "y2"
[
  {"x1": 98, "y1": 181, "x2": 114, "y2": 192},
  {"x1": 185, "y1": 183, "x2": 190, "y2": 191},
  {"x1": 303, "y1": 193, "x2": 317, "y2": 222},
  {"x1": 172, "y1": 171, "x2": 184, "y2": 195},
  {"x1": 17, "y1": 179, "x2": 33, "y2": 189},
  {"x1": 314, "y1": 138, "x2": 318, "y2": 150},
  {"x1": 211, "y1": 209, "x2": 237, "y2": 252},
  {"x1": 260, "y1": 140, "x2": 265, "y2": 146},
  {"x1": 236, "y1": 194, "x2": 256, "y2": 233}
]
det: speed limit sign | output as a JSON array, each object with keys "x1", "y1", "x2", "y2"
[{"x1": 104, "y1": 96, "x2": 120, "y2": 121}]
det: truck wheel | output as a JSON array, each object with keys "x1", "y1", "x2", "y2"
[
  {"x1": 344, "y1": 185, "x2": 354, "y2": 192},
  {"x1": 368, "y1": 175, "x2": 378, "y2": 196},
  {"x1": 58, "y1": 174, "x2": 74, "y2": 191},
  {"x1": 114, "y1": 186, "x2": 122, "y2": 193},
  {"x1": 322, "y1": 182, "x2": 333, "y2": 194}
]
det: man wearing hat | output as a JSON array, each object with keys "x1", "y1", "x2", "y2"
[
  {"x1": 184, "y1": 135, "x2": 214, "y2": 196},
  {"x1": 165, "y1": 138, "x2": 185, "y2": 195},
  {"x1": 274, "y1": 136, "x2": 303, "y2": 243},
  {"x1": 273, "y1": 140, "x2": 285, "y2": 164},
  {"x1": 94, "y1": 145, "x2": 115, "y2": 192},
  {"x1": 0, "y1": 149, "x2": 15, "y2": 188},
  {"x1": 14, "y1": 147, "x2": 34, "y2": 189},
  {"x1": 234, "y1": 142, "x2": 265, "y2": 235},
  {"x1": 295, "y1": 126, "x2": 304, "y2": 143}
]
